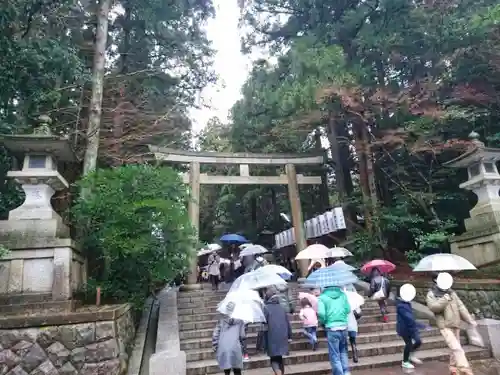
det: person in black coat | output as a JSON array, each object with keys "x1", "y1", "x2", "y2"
[
  {"x1": 367, "y1": 267, "x2": 391, "y2": 322},
  {"x1": 263, "y1": 286, "x2": 291, "y2": 375},
  {"x1": 396, "y1": 284, "x2": 425, "y2": 369}
]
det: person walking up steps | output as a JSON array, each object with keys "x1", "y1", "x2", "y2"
[
  {"x1": 299, "y1": 298, "x2": 318, "y2": 350},
  {"x1": 208, "y1": 252, "x2": 221, "y2": 291},
  {"x1": 344, "y1": 284, "x2": 361, "y2": 363},
  {"x1": 397, "y1": 283, "x2": 425, "y2": 370},
  {"x1": 264, "y1": 286, "x2": 291, "y2": 375},
  {"x1": 426, "y1": 272, "x2": 476, "y2": 375},
  {"x1": 368, "y1": 267, "x2": 391, "y2": 322},
  {"x1": 318, "y1": 286, "x2": 351, "y2": 375},
  {"x1": 212, "y1": 302, "x2": 245, "y2": 375}
]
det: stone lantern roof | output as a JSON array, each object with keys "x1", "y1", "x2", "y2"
[
  {"x1": 444, "y1": 131, "x2": 500, "y2": 169},
  {"x1": 0, "y1": 115, "x2": 76, "y2": 162}
]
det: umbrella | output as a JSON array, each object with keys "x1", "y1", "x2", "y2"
[
  {"x1": 412, "y1": 253, "x2": 476, "y2": 272},
  {"x1": 229, "y1": 267, "x2": 287, "y2": 293},
  {"x1": 197, "y1": 248, "x2": 213, "y2": 257},
  {"x1": 220, "y1": 234, "x2": 248, "y2": 243},
  {"x1": 329, "y1": 246, "x2": 353, "y2": 258},
  {"x1": 344, "y1": 290, "x2": 365, "y2": 310},
  {"x1": 239, "y1": 244, "x2": 268, "y2": 257},
  {"x1": 239, "y1": 243, "x2": 253, "y2": 249},
  {"x1": 295, "y1": 244, "x2": 331, "y2": 260},
  {"x1": 260, "y1": 264, "x2": 292, "y2": 280},
  {"x1": 361, "y1": 259, "x2": 396, "y2": 274},
  {"x1": 217, "y1": 290, "x2": 266, "y2": 323},
  {"x1": 328, "y1": 260, "x2": 356, "y2": 272},
  {"x1": 306, "y1": 267, "x2": 359, "y2": 288},
  {"x1": 207, "y1": 243, "x2": 222, "y2": 251}
]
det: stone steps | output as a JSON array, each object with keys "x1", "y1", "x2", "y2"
[
  {"x1": 177, "y1": 284, "x2": 490, "y2": 375},
  {"x1": 180, "y1": 313, "x2": 398, "y2": 331},
  {"x1": 186, "y1": 334, "x2": 458, "y2": 363},
  {"x1": 179, "y1": 318, "x2": 425, "y2": 340},
  {"x1": 180, "y1": 327, "x2": 442, "y2": 351},
  {"x1": 178, "y1": 306, "x2": 395, "y2": 321},
  {"x1": 207, "y1": 346, "x2": 490, "y2": 375}
]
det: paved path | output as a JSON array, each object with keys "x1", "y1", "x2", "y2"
[{"x1": 353, "y1": 359, "x2": 500, "y2": 375}]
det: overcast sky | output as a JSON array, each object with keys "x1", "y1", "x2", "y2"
[{"x1": 189, "y1": 0, "x2": 259, "y2": 134}]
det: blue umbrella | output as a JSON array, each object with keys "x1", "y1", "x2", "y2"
[
  {"x1": 306, "y1": 267, "x2": 358, "y2": 288},
  {"x1": 328, "y1": 261, "x2": 356, "y2": 272},
  {"x1": 220, "y1": 234, "x2": 248, "y2": 243}
]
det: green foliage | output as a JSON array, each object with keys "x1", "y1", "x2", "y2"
[
  {"x1": 72, "y1": 165, "x2": 195, "y2": 307},
  {"x1": 0, "y1": 244, "x2": 9, "y2": 259}
]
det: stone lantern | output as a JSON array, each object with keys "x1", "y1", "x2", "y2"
[
  {"x1": 445, "y1": 131, "x2": 500, "y2": 266},
  {"x1": 0, "y1": 116, "x2": 85, "y2": 299}
]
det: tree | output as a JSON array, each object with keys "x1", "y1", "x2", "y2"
[{"x1": 72, "y1": 165, "x2": 194, "y2": 307}]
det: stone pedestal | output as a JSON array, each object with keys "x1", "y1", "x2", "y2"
[
  {"x1": 0, "y1": 238, "x2": 85, "y2": 299},
  {"x1": 476, "y1": 319, "x2": 500, "y2": 359}
]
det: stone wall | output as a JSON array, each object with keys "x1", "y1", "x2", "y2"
[
  {"x1": 0, "y1": 304, "x2": 134, "y2": 375},
  {"x1": 392, "y1": 280, "x2": 500, "y2": 320}
]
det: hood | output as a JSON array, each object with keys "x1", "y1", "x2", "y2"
[
  {"x1": 265, "y1": 294, "x2": 281, "y2": 304},
  {"x1": 223, "y1": 317, "x2": 238, "y2": 325},
  {"x1": 321, "y1": 287, "x2": 344, "y2": 300},
  {"x1": 397, "y1": 299, "x2": 412, "y2": 308},
  {"x1": 431, "y1": 284, "x2": 450, "y2": 297}
]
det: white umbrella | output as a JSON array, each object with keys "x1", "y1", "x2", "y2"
[
  {"x1": 229, "y1": 267, "x2": 287, "y2": 293},
  {"x1": 239, "y1": 244, "x2": 268, "y2": 257},
  {"x1": 296, "y1": 244, "x2": 331, "y2": 260},
  {"x1": 413, "y1": 253, "x2": 477, "y2": 272},
  {"x1": 207, "y1": 243, "x2": 222, "y2": 251},
  {"x1": 344, "y1": 290, "x2": 365, "y2": 310},
  {"x1": 219, "y1": 257, "x2": 231, "y2": 265},
  {"x1": 197, "y1": 248, "x2": 213, "y2": 257},
  {"x1": 260, "y1": 264, "x2": 292, "y2": 277},
  {"x1": 239, "y1": 243, "x2": 253, "y2": 249},
  {"x1": 217, "y1": 292, "x2": 266, "y2": 323},
  {"x1": 329, "y1": 246, "x2": 353, "y2": 258}
]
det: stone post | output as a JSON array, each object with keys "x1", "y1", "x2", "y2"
[
  {"x1": 285, "y1": 163, "x2": 308, "y2": 277},
  {"x1": 180, "y1": 161, "x2": 202, "y2": 291}
]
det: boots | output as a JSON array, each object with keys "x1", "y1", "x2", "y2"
[{"x1": 351, "y1": 342, "x2": 359, "y2": 363}]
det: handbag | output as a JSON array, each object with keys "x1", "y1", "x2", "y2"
[
  {"x1": 371, "y1": 278, "x2": 386, "y2": 300},
  {"x1": 354, "y1": 309, "x2": 362, "y2": 320},
  {"x1": 466, "y1": 325, "x2": 485, "y2": 347}
]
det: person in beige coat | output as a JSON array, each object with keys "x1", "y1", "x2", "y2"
[{"x1": 426, "y1": 272, "x2": 476, "y2": 375}]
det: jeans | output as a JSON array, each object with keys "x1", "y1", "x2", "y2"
[
  {"x1": 402, "y1": 334, "x2": 421, "y2": 362},
  {"x1": 326, "y1": 329, "x2": 349, "y2": 375},
  {"x1": 303, "y1": 326, "x2": 318, "y2": 345}
]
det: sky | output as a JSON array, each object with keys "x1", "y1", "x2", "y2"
[{"x1": 189, "y1": 0, "x2": 257, "y2": 135}]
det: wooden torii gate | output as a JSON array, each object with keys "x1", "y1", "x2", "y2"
[{"x1": 149, "y1": 146, "x2": 325, "y2": 290}]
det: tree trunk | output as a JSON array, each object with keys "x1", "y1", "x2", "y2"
[{"x1": 82, "y1": 0, "x2": 111, "y2": 175}]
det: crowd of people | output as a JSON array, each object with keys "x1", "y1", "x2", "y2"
[{"x1": 206, "y1": 250, "x2": 478, "y2": 375}]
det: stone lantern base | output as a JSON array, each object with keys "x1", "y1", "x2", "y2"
[
  {"x1": 0, "y1": 237, "x2": 86, "y2": 300},
  {"x1": 450, "y1": 212, "x2": 500, "y2": 266}
]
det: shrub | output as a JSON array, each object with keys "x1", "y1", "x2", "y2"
[{"x1": 72, "y1": 164, "x2": 195, "y2": 308}]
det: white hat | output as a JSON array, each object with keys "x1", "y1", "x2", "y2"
[
  {"x1": 436, "y1": 272, "x2": 454, "y2": 290},
  {"x1": 400, "y1": 283, "x2": 416, "y2": 302}
]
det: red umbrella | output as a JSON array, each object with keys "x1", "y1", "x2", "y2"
[{"x1": 361, "y1": 259, "x2": 396, "y2": 274}]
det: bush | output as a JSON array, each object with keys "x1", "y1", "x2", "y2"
[{"x1": 72, "y1": 165, "x2": 195, "y2": 308}]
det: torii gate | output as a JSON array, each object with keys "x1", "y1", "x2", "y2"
[{"x1": 149, "y1": 146, "x2": 325, "y2": 290}]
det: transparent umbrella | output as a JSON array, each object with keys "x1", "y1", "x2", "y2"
[
  {"x1": 239, "y1": 245, "x2": 268, "y2": 257},
  {"x1": 413, "y1": 253, "x2": 476, "y2": 272},
  {"x1": 229, "y1": 268, "x2": 287, "y2": 293},
  {"x1": 260, "y1": 264, "x2": 292, "y2": 280},
  {"x1": 217, "y1": 290, "x2": 266, "y2": 323}
]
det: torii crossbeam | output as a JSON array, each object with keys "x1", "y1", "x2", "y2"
[{"x1": 148, "y1": 146, "x2": 325, "y2": 289}]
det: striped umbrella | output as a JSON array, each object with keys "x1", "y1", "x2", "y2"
[{"x1": 306, "y1": 267, "x2": 358, "y2": 288}]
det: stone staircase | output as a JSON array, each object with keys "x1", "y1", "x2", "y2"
[{"x1": 178, "y1": 284, "x2": 490, "y2": 375}]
